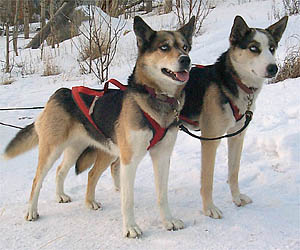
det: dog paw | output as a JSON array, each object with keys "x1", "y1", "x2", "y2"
[
  {"x1": 123, "y1": 224, "x2": 143, "y2": 238},
  {"x1": 163, "y1": 218, "x2": 184, "y2": 231},
  {"x1": 233, "y1": 193, "x2": 252, "y2": 207},
  {"x1": 56, "y1": 193, "x2": 71, "y2": 203},
  {"x1": 25, "y1": 209, "x2": 39, "y2": 221},
  {"x1": 203, "y1": 204, "x2": 223, "y2": 219},
  {"x1": 86, "y1": 200, "x2": 102, "y2": 210}
]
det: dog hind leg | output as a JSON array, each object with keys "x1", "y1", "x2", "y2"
[
  {"x1": 85, "y1": 151, "x2": 116, "y2": 210},
  {"x1": 26, "y1": 141, "x2": 62, "y2": 221},
  {"x1": 56, "y1": 145, "x2": 87, "y2": 203},
  {"x1": 110, "y1": 158, "x2": 120, "y2": 191},
  {"x1": 227, "y1": 130, "x2": 252, "y2": 206}
]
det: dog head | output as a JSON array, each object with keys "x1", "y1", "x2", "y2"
[
  {"x1": 133, "y1": 16, "x2": 195, "y2": 96},
  {"x1": 229, "y1": 15, "x2": 288, "y2": 80}
]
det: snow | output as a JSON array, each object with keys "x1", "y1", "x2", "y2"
[{"x1": 0, "y1": 1, "x2": 299, "y2": 249}]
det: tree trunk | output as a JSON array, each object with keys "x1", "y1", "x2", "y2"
[
  {"x1": 13, "y1": 0, "x2": 20, "y2": 56},
  {"x1": 110, "y1": 0, "x2": 120, "y2": 17},
  {"x1": 41, "y1": 0, "x2": 46, "y2": 29},
  {"x1": 24, "y1": 0, "x2": 30, "y2": 39},
  {"x1": 165, "y1": 0, "x2": 172, "y2": 13},
  {"x1": 5, "y1": 23, "x2": 10, "y2": 72},
  {"x1": 145, "y1": 0, "x2": 152, "y2": 13},
  {"x1": 5, "y1": 0, "x2": 11, "y2": 72},
  {"x1": 26, "y1": 0, "x2": 76, "y2": 49},
  {"x1": 50, "y1": 0, "x2": 57, "y2": 48}
]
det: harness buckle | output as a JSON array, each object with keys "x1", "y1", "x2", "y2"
[
  {"x1": 173, "y1": 99, "x2": 181, "y2": 122},
  {"x1": 247, "y1": 94, "x2": 254, "y2": 111}
]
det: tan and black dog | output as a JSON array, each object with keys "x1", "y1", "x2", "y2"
[
  {"x1": 76, "y1": 15, "x2": 288, "y2": 220},
  {"x1": 4, "y1": 16, "x2": 195, "y2": 238}
]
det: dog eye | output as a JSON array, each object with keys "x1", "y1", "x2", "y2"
[
  {"x1": 160, "y1": 45, "x2": 169, "y2": 51},
  {"x1": 183, "y1": 45, "x2": 188, "y2": 51},
  {"x1": 249, "y1": 45, "x2": 259, "y2": 53},
  {"x1": 269, "y1": 46, "x2": 275, "y2": 53}
]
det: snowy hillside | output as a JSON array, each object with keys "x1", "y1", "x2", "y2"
[{"x1": 0, "y1": 1, "x2": 299, "y2": 249}]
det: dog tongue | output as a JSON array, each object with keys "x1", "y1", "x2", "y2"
[{"x1": 175, "y1": 71, "x2": 189, "y2": 82}]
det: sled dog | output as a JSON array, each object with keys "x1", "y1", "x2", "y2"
[
  {"x1": 4, "y1": 16, "x2": 195, "y2": 238},
  {"x1": 180, "y1": 15, "x2": 288, "y2": 218},
  {"x1": 76, "y1": 15, "x2": 288, "y2": 219}
]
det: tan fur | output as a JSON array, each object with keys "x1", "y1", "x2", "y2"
[
  {"x1": 76, "y1": 149, "x2": 97, "y2": 174},
  {"x1": 85, "y1": 151, "x2": 116, "y2": 210},
  {"x1": 4, "y1": 125, "x2": 38, "y2": 159}
]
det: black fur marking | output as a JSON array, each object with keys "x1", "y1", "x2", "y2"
[
  {"x1": 75, "y1": 147, "x2": 95, "y2": 175},
  {"x1": 235, "y1": 28, "x2": 256, "y2": 49},
  {"x1": 230, "y1": 16, "x2": 251, "y2": 47},
  {"x1": 181, "y1": 51, "x2": 238, "y2": 119},
  {"x1": 266, "y1": 16, "x2": 288, "y2": 44},
  {"x1": 177, "y1": 16, "x2": 195, "y2": 45},
  {"x1": 92, "y1": 90, "x2": 124, "y2": 140},
  {"x1": 134, "y1": 17, "x2": 157, "y2": 54},
  {"x1": 139, "y1": 31, "x2": 157, "y2": 54}
]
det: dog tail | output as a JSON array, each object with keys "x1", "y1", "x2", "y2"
[
  {"x1": 4, "y1": 123, "x2": 39, "y2": 159},
  {"x1": 75, "y1": 147, "x2": 97, "y2": 175}
]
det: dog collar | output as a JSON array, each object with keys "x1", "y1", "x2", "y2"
[
  {"x1": 231, "y1": 73, "x2": 258, "y2": 94},
  {"x1": 144, "y1": 86, "x2": 178, "y2": 105}
]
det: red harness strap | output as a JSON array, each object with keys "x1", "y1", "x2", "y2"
[
  {"x1": 72, "y1": 79, "x2": 167, "y2": 150},
  {"x1": 229, "y1": 100, "x2": 244, "y2": 121},
  {"x1": 195, "y1": 64, "x2": 205, "y2": 69},
  {"x1": 179, "y1": 115, "x2": 199, "y2": 127},
  {"x1": 72, "y1": 86, "x2": 106, "y2": 135},
  {"x1": 142, "y1": 112, "x2": 166, "y2": 150}
]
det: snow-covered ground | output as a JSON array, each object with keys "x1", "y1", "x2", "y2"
[{"x1": 0, "y1": 1, "x2": 299, "y2": 249}]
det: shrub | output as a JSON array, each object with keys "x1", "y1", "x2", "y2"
[
  {"x1": 272, "y1": 43, "x2": 300, "y2": 83},
  {"x1": 282, "y1": 0, "x2": 300, "y2": 16},
  {"x1": 42, "y1": 53, "x2": 60, "y2": 76}
]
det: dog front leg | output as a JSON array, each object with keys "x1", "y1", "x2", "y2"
[
  {"x1": 200, "y1": 139, "x2": 223, "y2": 219},
  {"x1": 150, "y1": 128, "x2": 184, "y2": 231},
  {"x1": 120, "y1": 156, "x2": 144, "y2": 238},
  {"x1": 227, "y1": 130, "x2": 252, "y2": 207}
]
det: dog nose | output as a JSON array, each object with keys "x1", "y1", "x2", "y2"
[
  {"x1": 267, "y1": 64, "x2": 278, "y2": 77},
  {"x1": 179, "y1": 55, "x2": 191, "y2": 69}
]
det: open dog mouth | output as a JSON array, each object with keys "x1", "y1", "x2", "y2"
[{"x1": 161, "y1": 68, "x2": 189, "y2": 82}]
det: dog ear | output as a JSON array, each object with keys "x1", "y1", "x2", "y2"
[
  {"x1": 229, "y1": 16, "x2": 250, "y2": 46},
  {"x1": 178, "y1": 16, "x2": 195, "y2": 45},
  {"x1": 133, "y1": 16, "x2": 156, "y2": 50},
  {"x1": 266, "y1": 16, "x2": 288, "y2": 44}
]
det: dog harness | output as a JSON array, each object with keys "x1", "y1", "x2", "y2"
[{"x1": 72, "y1": 79, "x2": 168, "y2": 150}]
